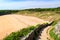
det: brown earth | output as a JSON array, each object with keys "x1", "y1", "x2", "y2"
[{"x1": 0, "y1": 14, "x2": 49, "y2": 40}]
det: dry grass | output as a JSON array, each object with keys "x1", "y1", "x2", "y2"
[{"x1": 16, "y1": 11, "x2": 60, "y2": 22}]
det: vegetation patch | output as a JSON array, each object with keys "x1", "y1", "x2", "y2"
[
  {"x1": 49, "y1": 28, "x2": 60, "y2": 40},
  {"x1": 0, "y1": 10, "x2": 19, "y2": 15},
  {"x1": 3, "y1": 26, "x2": 36, "y2": 40},
  {"x1": 49, "y1": 21, "x2": 60, "y2": 40},
  {"x1": 4, "y1": 23, "x2": 48, "y2": 40},
  {"x1": 51, "y1": 21, "x2": 57, "y2": 26}
]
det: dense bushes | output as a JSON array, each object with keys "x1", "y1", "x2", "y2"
[
  {"x1": 0, "y1": 10, "x2": 19, "y2": 15},
  {"x1": 23, "y1": 7, "x2": 60, "y2": 12},
  {"x1": 3, "y1": 26, "x2": 35, "y2": 40},
  {"x1": 0, "y1": 7, "x2": 60, "y2": 15}
]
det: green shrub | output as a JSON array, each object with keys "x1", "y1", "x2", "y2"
[{"x1": 3, "y1": 26, "x2": 35, "y2": 40}]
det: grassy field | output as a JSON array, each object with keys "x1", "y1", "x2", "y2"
[{"x1": 15, "y1": 11, "x2": 60, "y2": 23}]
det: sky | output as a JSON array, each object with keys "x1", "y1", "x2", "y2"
[{"x1": 0, "y1": 0, "x2": 60, "y2": 10}]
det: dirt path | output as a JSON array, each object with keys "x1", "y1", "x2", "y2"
[
  {"x1": 37, "y1": 26, "x2": 51, "y2": 40},
  {"x1": 0, "y1": 14, "x2": 49, "y2": 40}
]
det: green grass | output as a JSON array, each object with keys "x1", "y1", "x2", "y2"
[
  {"x1": 49, "y1": 20, "x2": 60, "y2": 40},
  {"x1": 51, "y1": 21, "x2": 57, "y2": 26},
  {"x1": 49, "y1": 28, "x2": 60, "y2": 40},
  {"x1": 3, "y1": 26, "x2": 36, "y2": 40}
]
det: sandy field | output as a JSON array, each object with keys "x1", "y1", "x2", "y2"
[{"x1": 0, "y1": 14, "x2": 48, "y2": 40}]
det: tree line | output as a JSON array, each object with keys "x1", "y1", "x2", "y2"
[
  {"x1": 0, "y1": 7, "x2": 60, "y2": 15},
  {"x1": 0, "y1": 10, "x2": 19, "y2": 15},
  {"x1": 23, "y1": 7, "x2": 60, "y2": 12}
]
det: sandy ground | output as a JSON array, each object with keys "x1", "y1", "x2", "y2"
[
  {"x1": 38, "y1": 26, "x2": 51, "y2": 40},
  {"x1": 0, "y1": 14, "x2": 48, "y2": 40}
]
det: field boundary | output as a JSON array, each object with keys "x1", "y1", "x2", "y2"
[{"x1": 21, "y1": 21, "x2": 53, "y2": 40}]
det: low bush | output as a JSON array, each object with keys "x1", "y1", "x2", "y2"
[{"x1": 3, "y1": 26, "x2": 35, "y2": 40}]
